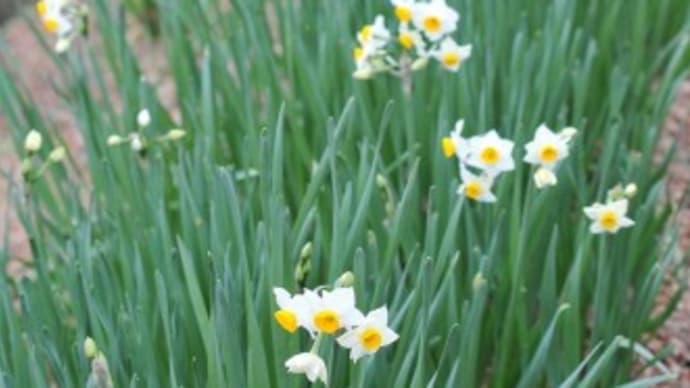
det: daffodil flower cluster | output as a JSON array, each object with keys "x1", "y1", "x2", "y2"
[
  {"x1": 353, "y1": 0, "x2": 472, "y2": 81},
  {"x1": 583, "y1": 183, "x2": 637, "y2": 234},
  {"x1": 442, "y1": 121, "x2": 579, "y2": 202},
  {"x1": 107, "y1": 109, "x2": 187, "y2": 152},
  {"x1": 273, "y1": 283, "x2": 399, "y2": 384},
  {"x1": 442, "y1": 120, "x2": 515, "y2": 202},
  {"x1": 21, "y1": 129, "x2": 67, "y2": 182},
  {"x1": 35, "y1": 0, "x2": 88, "y2": 53}
]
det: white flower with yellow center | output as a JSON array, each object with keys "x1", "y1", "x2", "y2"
[
  {"x1": 303, "y1": 287, "x2": 364, "y2": 335},
  {"x1": 412, "y1": 0, "x2": 459, "y2": 41},
  {"x1": 357, "y1": 15, "x2": 391, "y2": 50},
  {"x1": 273, "y1": 288, "x2": 310, "y2": 334},
  {"x1": 336, "y1": 307, "x2": 399, "y2": 362},
  {"x1": 391, "y1": 0, "x2": 416, "y2": 24},
  {"x1": 432, "y1": 37, "x2": 471, "y2": 72},
  {"x1": 583, "y1": 199, "x2": 635, "y2": 234},
  {"x1": 458, "y1": 168, "x2": 496, "y2": 203},
  {"x1": 465, "y1": 130, "x2": 515, "y2": 174},
  {"x1": 285, "y1": 353, "x2": 328, "y2": 384},
  {"x1": 523, "y1": 124, "x2": 569, "y2": 169},
  {"x1": 441, "y1": 119, "x2": 469, "y2": 159}
]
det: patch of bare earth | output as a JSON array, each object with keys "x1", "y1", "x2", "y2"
[{"x1": 1, "y1": 6, "x2": 690, "y2": 386}]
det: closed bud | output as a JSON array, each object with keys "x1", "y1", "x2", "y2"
[
  {"x1": 411, "y1": 56, "x2": 429, "y2": 71},
  {"x1": 533, "y1": 167, "x2": 557, "y2": 189},
  {"x1": 472, "y1": 272, "x2": 486, "y2": 291},
  {"x1": 334, "y1": 271, "x2": 355, "y2": 288},
  {"x1": 300, "y1": 242, "x2": 313, "y2": 260},
  {"x1": 106, "y1": 135, "x2": 124, "y2": 146},
  {"x1": 376, "y1": 174, "x2": 388, "y2": 188},
  {"x1": 167, "y1": 128, "x2": 186, "y2": 140},
  {"x1": 55, "y1": 38, "x2": 71, "y2": 53},
  {"x1": 130, "y1": 134, "x2": 144, "y2": 152},
  {"x1": 558, "y1": 127, "x2": 578, "y2": 143},
  {"x1": 48, "y1": 147, "x2": 66, "y2": 162},
  {"x1": 624, "y1": 183, "x2": 637, "y2": 198},
  {"x1": 24, "y1": 130, "x2": 43, "y2": 153},
  {"x1": 352, "y1": 68, "x2": 374, "y2": 80},
  {"x1": 137, "y1": 109, "x2": 151, "y2": 128},
  {"x1": 83, "y1": 337, "x2": 98, "y2": 359}
]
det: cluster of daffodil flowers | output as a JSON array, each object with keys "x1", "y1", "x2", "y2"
[
  {"x1": 273, "y1": 273, "x2": 399, "y2": 385},
  {"x1": 583, "y1": 183, "x2": 637, "y2": 234},
  {"x1": 35, "y1": 0, "x2": 88, "y2": 53},
  {"x1": 106, "y1": 109, "x2": 186, "y2": 152},
  {"x1": 21, "y1": 129, "x2": 66, "y2": 182},
  {"x1": 442, "y1": 121, "x2": 579, "y2": 202},
  {"x1": 353, "y1": 0, "x2": 472, "y2": 81}
]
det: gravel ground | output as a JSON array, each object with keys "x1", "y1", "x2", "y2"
[{"x1": 1, "y1": 8, "x2": 689, "y2": 386}]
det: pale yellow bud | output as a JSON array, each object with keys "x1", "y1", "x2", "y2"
[
  {"x1": 472, "y1": 272, "x2": 486, "y2": 291},
  {"x1": 353, "y1": 68, "x2": 374, "y2": 80},
  {"x1": 558, "y1": 127, "x2": 578, "y2": 143},
  {"x1": 48, "y1": 147, "x2": 66, "y2": 162},
  {"x1": 334, "y1": 271, "x2": 355, "y2": 288},
  {"x1": 55, "y1": 38, "x2": 71, "y2": 53},
  {"x1": 84, "y1": 337, "x2": 98, "y2": 359},
  {"x1": 167, "y1": 128, "x2": 186, "y2": 140},
  {"x1": 106, "y1": 135, "x2": 124, "y2": 146},
  {"x1": 624, "y1": 183, "x2": 637, "y2": 198},
  {"x1": 533, "y1": 167, "x2": 557, "y2": 189},
  {"x1": 24, "y1": 130, "x2": 43, "y2": 152},
  {"x1": 411, "y1": 56, "x2": 429, "y2": 71}
]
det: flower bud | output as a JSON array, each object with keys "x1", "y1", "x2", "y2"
[
  {"x1": 472, "y1": 272, "x2": 486, "y2": 291},
  {"x1": 334, "y1": 271, "x2": 355, "y2": 288},
  {"x1": 24, "y1": 130, "x2": 43, "y2": 153},
  {"x1": 55, "y1": 38, "x2": 71, "y2": 53},
  {"x1": 352, "y1": 68, "x2": 374, "y2": 80},
  {"x1": 411, "y1": 56, "x2": 429, "y2": 71},
  {"x1": 285, "y1": 353, "x2": 328, "y2": 385},
  {"x1": 167, "y1": 128, "x2": 186, "y2": 141},
  {"x1": 559, "y1": 127, "x2": 578, "y2": 143},
  {"x1": 130, "y1": 134, "x2": 144, "y2": 152},
  {"x1": 376, "y1": 174, "x2": 388, "y2": 189},
  {"x1": 624, "y1": 183, "x2": 637, "y2": 198},
  {"x1": 137, "y1": 109, "x2": 151, "y2": 128},
  {"x1": 106, "y1": 135, "x2": 124, "y2": 146},
  {"x1": 533, "y1": 167, "x2": 557, "y2": 189},
  {"x1": 48, "y1": 147, "x2": 66, "y2": 162},
  {"x1": 83, "y1": 337, "x2": 98, "y2": 359}
]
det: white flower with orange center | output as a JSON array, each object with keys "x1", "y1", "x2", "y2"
[
  {"x1": 337, "y1": 307, "x2": 399, "y2": 362},
  {"x1": 465, "y1": 130, "x2": 515, "y2": 174},
  {"x1": 458, "y1": 168, "x2": 496, "y2": 203},
  {"x1": 303, "y1": 287, "x2": 364, "y2": 335},
  {"x1": 284, "y1": 353, "x2": 328, "y2": 384},
  {"x1": 583, "y1": 199, "x2": 635, "y2": 234},
  {"x1": 391, "y1": 0, "x2": 416, "y2": 24},
  {"x1": 273, "y1": 288, "x2": 310, "y2": 334},
  {"x1": 412, "y1": 0, "x2": 459, "y2": 41},
  {"x1": 523, "y1": 124, "x2": 570, "y2": 169},
  {"x1": 432, "y1": 37, "x2": 471, "y2": 72},
  {"x1": 441, "y1": 119, "x2": 469, "y2": 159}
]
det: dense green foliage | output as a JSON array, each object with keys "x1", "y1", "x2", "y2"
[{"x1": 1, "y1": 0, "x2": 689, "y2": 386}]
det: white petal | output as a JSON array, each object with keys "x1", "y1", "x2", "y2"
[
  {"x1": 382, "y1": 328, "x2": 400, "y2": 346},
  {"x1": 583, "y1": 205, "x2": 601, "y2": 220},
  {"x1": 619, "y1": 217, "x2": 635, "y2": 228},
  {"x1": 337, "y1": 329, "x2": 360, "y2": 349},
  {"x1": 350, "y1": 346, "x2": 367, "y2": 362},
  {"x1": 589, "y1": 223, "x2": 604, "y2": 234},
  {"x1": 273, "y1": 288, "x2": 291, "y2": 309},
  {"x1": 610, "y1": 199, "x2": 629, "y2": 215},
  {"x1": 367, "y1": 306, "x2": 388, "y2": 326}
]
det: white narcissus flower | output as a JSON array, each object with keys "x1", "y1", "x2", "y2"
[
  {"x1": 523, "y1": 124, "x2": 570, "y2": 169},
  {"x1": 285, "y1": 353, "x2": 328, "y2": 384},
  {"x1": 397, "y1": 24, "x2": 425, "y2": 53},
  {"x1": 583, "y1": 199, "x2": 635, "y2": 234},
  {"x1": 465, "y1": 130, "x2": 515, "y2": 174},
  {"x1": 391, "y1": 0, "x2": 416, "y2": 24},
  {"x1": 357, "y1": 15, "x2": 390, "y2": 50},
  {"x1": 458, "y1": 168, "x2": 496, "y2": 203},
  {"x1": 137, "y1": 109, "x2": 151, "y2": 127},
  {"x1": 303, "y1": 287, "x2": 364, "y2": 335},
  {"x1": 24, "y1": 130, "x2": 43, "y2": 152},
  {"x1": 337, "y1": 307, "x2": 399, "y2": 362},
  {"x1": 273, "y1": 288, "x2": 310, "y2": 334},
  {"x1": 441, "y1": 119, "x2": 469, "y2": 159},
  {"x1": 412, "y1": 0, "x2": 459, "y2": 41},
  {"x1": 432, "y1": 37, "x2": 471, "y2": 72}
]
